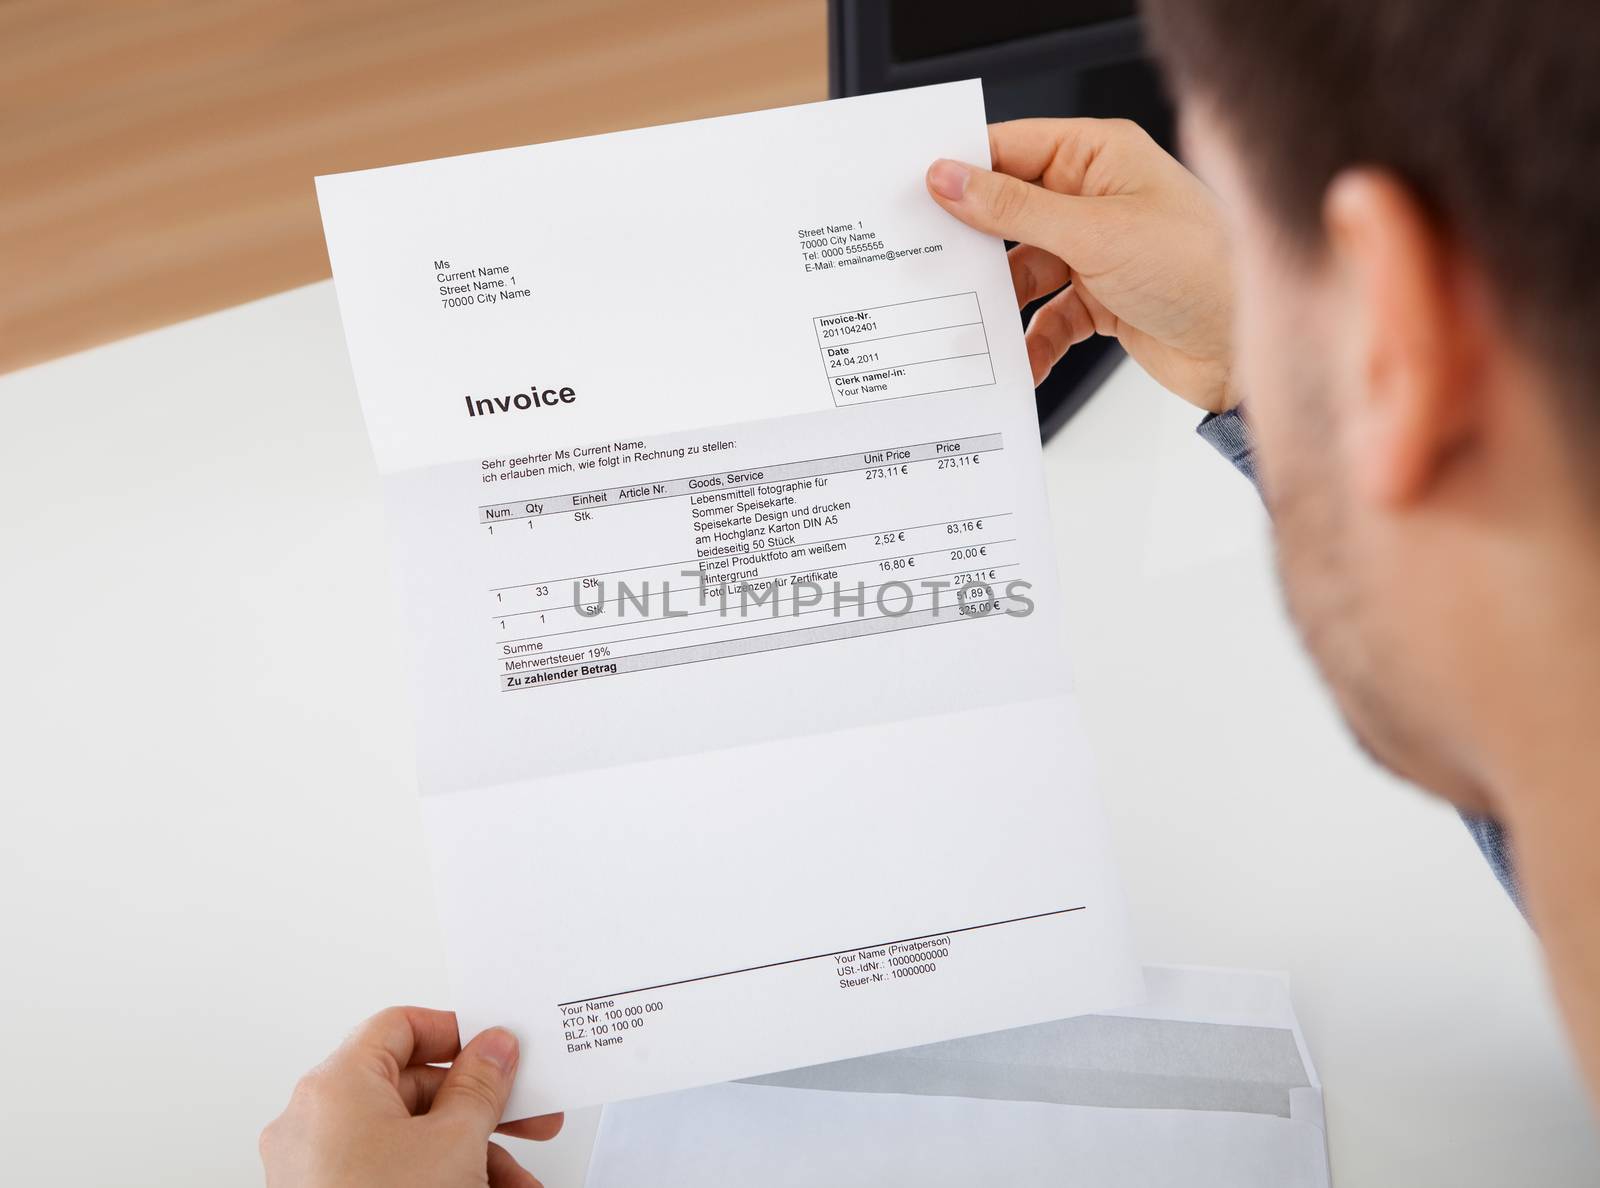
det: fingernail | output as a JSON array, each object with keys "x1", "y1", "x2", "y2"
[
  {"x1": 479, "y1": 1027, "x2": 519, "y2": 1072},
  {"x1": 927, "y1": 159, "x2": 970, "y2": 200}
]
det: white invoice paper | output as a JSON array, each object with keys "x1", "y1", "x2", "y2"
[{"x1": 316, "y1": 80, "x2": 1139, "y2": 1118}]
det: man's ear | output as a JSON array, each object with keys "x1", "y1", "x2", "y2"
[{"x1": 1323, "y1": 168, "x2": 1484, "y2": 505}]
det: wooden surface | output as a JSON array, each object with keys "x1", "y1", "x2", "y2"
[{"x1": 0, "y1": 0, "x2": 826, "y2": 375}]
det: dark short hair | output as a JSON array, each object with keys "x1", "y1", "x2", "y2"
[{"x1": 1144, "y1": 0, "x2": 1600, "y2": 407}]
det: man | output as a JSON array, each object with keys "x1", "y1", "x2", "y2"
[{"x1": 263, "y1": 2, "x2": 1600, "y2": 1182}]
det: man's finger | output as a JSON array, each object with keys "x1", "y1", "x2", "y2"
[
  {"x1": 430, "y1": 1027, "x2": 519, "y2": 1137},
  {"x1": 926, "y1": 159, "x2": 1117, "y2": 273},
  {"x1": 486, "y1": 1141, "x2": 542, "y2": 1188},
  {"x1": 1008, "y1": 244, "x2": 1071, "y2": 309},
  {"x1": 341, "y1": 1007, "x2": 462, "y2": 1080},
  {"x1": 928, "y1": 158, "x2": 1071, "y2": 245},
  {"x1": 1023, "y1": 285, "x2": 1098, "y2": 386},
  {"x1": 1067, "y1": 274, "x2": 1122, "y2": 338},
  {"x1": 986, "y1": 117, "x2": 1143, "y2": 192},
  {"x1": 498, "y1": 1113, "x2": 565, "y2": 1142}
]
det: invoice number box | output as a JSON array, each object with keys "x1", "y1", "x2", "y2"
[{"x1": 814, "y1": 291, "x2": 996, "y2": 407}]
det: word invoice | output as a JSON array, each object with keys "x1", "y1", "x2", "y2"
[{"x1": 317, "y1": 80, "x2": 1139, "y2": 1119}]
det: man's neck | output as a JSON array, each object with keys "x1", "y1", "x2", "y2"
[{"x1": 1474, "y1": 539, "x2": 1600, "y2": 1108}]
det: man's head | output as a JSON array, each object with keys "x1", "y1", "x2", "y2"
[{"x1": 1144, "y1": 0, "x2": 1600, "y2": 813}]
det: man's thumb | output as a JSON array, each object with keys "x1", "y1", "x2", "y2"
[
  {"x1": 432, "y1": 1027, "x2": 518, "y2": 1134},
  {"x1": 926, "y1": 158, "x2": 1098, "y2": 264}
]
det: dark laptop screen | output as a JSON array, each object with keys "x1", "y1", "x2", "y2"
[{"x1": 888, "y1": 0, "x2": 1138, "y2": 61}]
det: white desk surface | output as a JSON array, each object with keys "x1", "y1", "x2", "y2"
[{"x1": 3, "y1": 283, "x2": 1595, "y2": 1187}]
